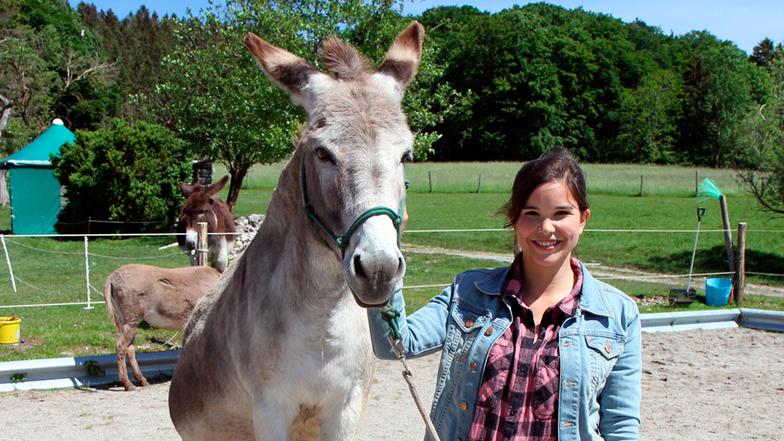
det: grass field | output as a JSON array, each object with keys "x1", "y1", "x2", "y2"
[
  {"x1": 0, "y1": 161, "x2": 782, "y2": 361},
  {"x1": 229, "y1": 161, "x2": 749, "y2": 196}
]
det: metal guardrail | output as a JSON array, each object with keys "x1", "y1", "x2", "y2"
[
  {"x1": 0, "y1": 308, "x2": 782, "y2": 392},
  {"x1": 640, "y1": 308, "x2": 741, "y2": 332},
  {"x1": 0, "y1": 349, "x2": 179, "y2": 392},
  {"x1": 739, "y1": 308, "x2": 784, "y2": 332}
]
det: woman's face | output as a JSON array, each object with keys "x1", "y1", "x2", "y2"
[{"x1": 514, "y1": 179, "x2": 590, "y2": 269}]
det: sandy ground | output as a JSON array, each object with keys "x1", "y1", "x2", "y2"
[{"x1": 1, "y1": 327, "x2": 782, "y2": 440}]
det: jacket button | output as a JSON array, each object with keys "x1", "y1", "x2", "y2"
[
  {"x1": 459, "y1": 401, "x2": 468, "y2": 411},
  {"x1": 469, "y1": 361, "x2": 478, "y2": 371},
  {"x1": 464, "y1": 319, "x2": 474, "y2": 328},
  {"x1": 605, "y1": 342, "x2": 612, "y2": 353},
  {"x1": 484, "y1": 327, "x2": 493, "y2": 336}
]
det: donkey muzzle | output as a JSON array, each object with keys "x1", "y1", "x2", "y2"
[{"x1": 344, "y1": 216, "x2": 405, "y2": 307}]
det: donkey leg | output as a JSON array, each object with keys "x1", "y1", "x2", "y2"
[
  {"x1": 319, "y1": 386, "x2": 367, "y2": 441},
  {"x1": 115, "y1": 325, "x2": 136, "y2": 391},
  {"x1": 127, "y1": 340, "x2": 150, "y2": 387}
]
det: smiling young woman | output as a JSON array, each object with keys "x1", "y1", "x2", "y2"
[{"x1": 369, "y1": 147, "x2": 642, "y2": 441}]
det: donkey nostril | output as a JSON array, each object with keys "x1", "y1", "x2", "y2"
[
  {"x1": 353, "y1": 255, "x2": 367, "y2": 279},
  {"x1": 395, "y1": 257, "x2": 405, "y2": 278}
]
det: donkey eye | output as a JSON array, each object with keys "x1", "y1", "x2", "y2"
[
  {"x1": 315, "y1": 147, "x2": 334, "y2": 163},
  {"x1": 401, "y1": 150, "x2": 413, "y2": 163}
]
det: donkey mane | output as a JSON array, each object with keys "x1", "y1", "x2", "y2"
[{"x1": 318, "y1": 36, "x2": 370, "y2": 81}]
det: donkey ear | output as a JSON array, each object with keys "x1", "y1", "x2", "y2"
[
  {"x1": 244, "y1": 32, "x2": 330, "y2": 107},
  {"x1": 375, "y1": 21, "x2": 425, "y2": 94},
  {"x1": 206, "y1": 175, "x2": 229, "y2": 196},
  {"x1": 179, "y1": 182, "x2": 194, "y2": 198}
]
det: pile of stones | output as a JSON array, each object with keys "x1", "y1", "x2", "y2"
[{"x1": 229, "y1": 213, "x2": 264, "y2": 260}]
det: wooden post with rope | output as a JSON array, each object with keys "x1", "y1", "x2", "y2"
[
  {"x1": 197, "y1": 222, "x2": 208, "y2": 267},
  {"x1": 734, "y1": 222, "x2": 746, "y2": 306}
]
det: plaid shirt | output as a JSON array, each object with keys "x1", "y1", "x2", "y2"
[{"x1": 466, "y1": 254, "x2": 582, "y2": 441}]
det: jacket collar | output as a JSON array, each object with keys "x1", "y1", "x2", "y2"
[
  {"x1": 577, "y1": 263, "x2": 613, "y2": 318},
  {"x1": 475, "y1": 266, "x2": 511, "y2": 296},
  {"x1": 474, "y1": 260, "x2": 613, "y2": 318}
]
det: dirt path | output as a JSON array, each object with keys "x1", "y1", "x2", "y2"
[
  {"x1": 403, "y1": 244, "x2": 784, "y2": 298},
  {"x1": 1, "y1": 327, "x2": 782, "y2": 440}
]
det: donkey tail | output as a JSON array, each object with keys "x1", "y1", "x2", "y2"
[{"x1": 103, "y1": 273, "x2": 123, "y2": 331}]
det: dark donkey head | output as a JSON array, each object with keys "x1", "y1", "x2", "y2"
[{"x1": 177, "y1": 175, "x2": 236, "y2": 272}]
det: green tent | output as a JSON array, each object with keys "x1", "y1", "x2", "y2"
[{"x1": 0, "y1": 120, "x2": 75, "y2": 234}]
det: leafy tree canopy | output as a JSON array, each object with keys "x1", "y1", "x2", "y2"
[
  {"x1": 53, "y1": 118, "x2": 191, "y2": 233},
  {"x1": 141, "y1": 0, "x2": 467, "y2": 207}
]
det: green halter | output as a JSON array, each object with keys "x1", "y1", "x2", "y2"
[{"x1": 300, "y1": 158, "x2": 403, "y2": 257}]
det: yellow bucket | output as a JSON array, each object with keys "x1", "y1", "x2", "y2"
[{"x1": 0, "y1": 316, "x2": 21, "y2": 344}]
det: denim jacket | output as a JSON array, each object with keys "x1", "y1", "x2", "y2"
[{"x1": 368, "y1": 263, "x2": 641, "y2": 441}]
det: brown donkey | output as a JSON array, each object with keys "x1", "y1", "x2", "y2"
[
  {"x1": 103, "y1": 264, "x2": 220, "y2": 391},
  {"x1": 169, "y1": 22, "x2": 423, "y2": 440},
  {"x1": 177, "y1": 175, "x2": 236, "y2": 272}
]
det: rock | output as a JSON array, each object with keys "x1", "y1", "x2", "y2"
[{"x1": 229, "y1": 214, "x2": 265, "y2": 261}]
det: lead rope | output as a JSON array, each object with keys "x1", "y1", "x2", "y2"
[{"x1": 382, "y1": 306, "x2": 443, "y2": 441}]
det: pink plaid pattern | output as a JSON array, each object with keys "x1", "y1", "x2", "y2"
[{"x1": 466, "y1": 255, "x2": 582, "y2": 441}]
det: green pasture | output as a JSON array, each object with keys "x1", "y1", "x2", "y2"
[
  {"x1": 227, "y1": 161, "x2": 748, "y2": 196},
  {"x1": 0, "y1": 162, "x2": 783, "y2": 361}
]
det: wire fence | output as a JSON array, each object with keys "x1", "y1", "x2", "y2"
[
  {"x1": 0, "y1": 225, "x2": 782, "y2": 311},
  {"x1": 0, "y1": 232, "x2": 192, "y2": 311}
]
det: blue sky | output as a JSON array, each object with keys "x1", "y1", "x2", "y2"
[{"x1": 87, "y1": 0, "x2": 783, "y2": 54}]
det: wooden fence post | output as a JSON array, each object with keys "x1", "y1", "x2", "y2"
[
  {"x1": 719, "y1": 195, "x2": 735, "y2": 274},
  {"x1": 639, "y1": 174, "x2": 644, "y2": 197},
  {"x1": 734, "y1": 222, "x2": 747, "y2": 306},
  {"x1": 197, "y1": 222, "x2": 208, "y2": 267},
  {"x1": 428, "y1": 171, "x2": 432, "y2": 193}
]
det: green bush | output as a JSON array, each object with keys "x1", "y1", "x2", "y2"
[{"x1": 53, "y1": 118, "x2": 191, "y2": 233}]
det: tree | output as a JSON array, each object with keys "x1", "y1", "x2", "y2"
[
  {"x1": 142, "y1": 9, "x2": 300, "y2": 209},
  {"x1": 76, "y1": 2, "x2": 179, "y2": 119},
  {"x1": 419, "y1": 4, "x2": 662, "y2": 162},
  {"x1": 53, "y1": 118, "x2": 191, "y2": 233},
  {"x1": 750, "y1": 38, "x2": 776, "y2": 68},
  {"x1": 737, "y1": 57, "x2": 784, "y2": 214},
  {"x1": 0, "y1": 0, "x2": 115, "y2": 152},
  {"x1": 144, "y1": 0, "x2": 461, "y2": 208},
  {"x1": 0, "y1": 29, "x2": 56, "y2": 154},
  {"x1": 677, "y1": 32, "x2": 766, "y2": 167},
  {"x1": 614, "y1": 69, "x2": 682, "y2": 163}
]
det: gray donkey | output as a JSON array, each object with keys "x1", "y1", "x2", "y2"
[{"x1": 168, "y1": 21, "x2": 424, "y2": 440}]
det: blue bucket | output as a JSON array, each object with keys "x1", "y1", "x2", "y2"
[{"x1": 705, "y1": 278, "x2": 732, "y2": 306}]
